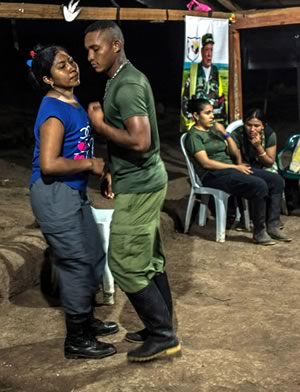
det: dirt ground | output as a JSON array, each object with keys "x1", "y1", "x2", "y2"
[{"x1": 1, "y1": 118, "x2": 300, "y2": 392}]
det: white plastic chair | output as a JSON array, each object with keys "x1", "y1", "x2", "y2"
[
  {"x1": 225, "y1": 119, "x2": 243, "y2": 134},
  {"x1": 180, "y1": 133, "x2": 231, "y2": 242},
  {"x1": 91, "y1": 207, "x2": 115, "y2": 297}
]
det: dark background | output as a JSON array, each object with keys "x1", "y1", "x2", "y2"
[
  {"x1": 0, "y1": 19, "x2": 185, "y2": 110},
  {"x1": 1, "y1": 18, "x2": 300, "y2": 146}
]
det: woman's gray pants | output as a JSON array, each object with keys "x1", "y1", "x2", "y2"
[{"x1": 30, "y1": 179, "x2": 105, "y2": 315}]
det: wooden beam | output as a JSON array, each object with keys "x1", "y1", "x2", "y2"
[
  {"x1": 214, "y1": 0, "x2": 242, "y2": 12},
  {"x1": 229, "y1": 28, "x2": 243, "y2": 121},
  {"x1": 0, "y1": 2, "x2": 71, "y2": 19},
  {"x1": 166, "y1": 9, "x2": 228, "y2": 21},
  {"x1": 296, "y1": 38, "x2": 300, "y2": 126},
  {"x1": 0, "y1": 2, "x2": 230, "y2": 20},
  {"x1": 233, "y1": 7, "x2": 300, "y2": 29},
  {"x1": 3, "y1": 2, "x2": 299, "y2": 29}
]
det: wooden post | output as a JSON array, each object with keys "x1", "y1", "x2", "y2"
[
  {"x1": 295, "y1": 37, "x2": 300, "y2": 126},
  {"x1": 229, "y1": 27, "x2": 243, "y2": 121},
  {"x1": 296, "y1": 63, "x2": 300, "y2": 125}
]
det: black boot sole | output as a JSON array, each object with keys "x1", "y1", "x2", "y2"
[
  {"x1": 127, "y1": 343, "x2": 181, "y2": 362},
  {"x1": 268, "y1": 235, "x2": 292, "y2": 242},
  {"x1": 252, "y1": 239, "x2": 276, "y2": 246}
]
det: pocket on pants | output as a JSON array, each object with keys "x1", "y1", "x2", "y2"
[
  {"x1": 109, "y1": 231, "x2": 152, "y2": 274},
  {"x1": 31, "y1": 180, "x2": 81, "y2": 233}
]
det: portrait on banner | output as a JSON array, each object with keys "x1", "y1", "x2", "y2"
[{"x1": 181, "y1": 16, "x2": 229, "y2": 131}]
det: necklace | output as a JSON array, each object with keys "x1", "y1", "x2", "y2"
[{"x1": 103, "y1": 59, "x2": 130, "y2": 100}]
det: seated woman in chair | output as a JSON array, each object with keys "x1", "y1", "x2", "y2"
[
  {"x1": 231, "y1": 108, "x2": 278, "y2": 173},
  {"x1": 184, "y1": 97, "x2": 292, "y2": 245},
  {"x1": 231, "y1": 108, "x2": 286, "y2": 224}
]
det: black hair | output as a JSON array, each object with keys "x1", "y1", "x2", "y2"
[
  {"x1": 187, "y1": 97, "x2": 212, "y2": 114},
  {"x1": 84, "y1": 20, "x2": 124, "y2": 44},
  {"x1": 28, "y1": 44, "x2": 67, "y2": 92},
  {"x1": 243, "y1": 108, "x2": 267, "y2": 127}
]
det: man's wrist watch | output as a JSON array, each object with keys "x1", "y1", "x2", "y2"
[{"x1": 223, "y1": 132, "x2": 231, "y2": 139}]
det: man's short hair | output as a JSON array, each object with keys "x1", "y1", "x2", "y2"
[
  {"x1": 202, "y1": 33, "x2": 214, "y2": 47},
  {"x1": 84, "y1": 21, "x2": 124, "y2": 43}
]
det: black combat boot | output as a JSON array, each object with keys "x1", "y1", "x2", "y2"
[
  {"x1": 88, "y1": 310, "x2": 119, "y2": 337},
  {"x1": 267, "y1": 193, "x2": 292, "y2": 242},
  {"x1": 125, "y1": 272, "x2": 173, "y2": 343},
  {"x1": 126, "y1": 281, "x2": 181, "y2": 362},
  {"x1": 64, "y1": 314, "x2": 117, "y2": 359},
  {"x1": 251, "y1": 197, "x2": 276, "y2": 246}
]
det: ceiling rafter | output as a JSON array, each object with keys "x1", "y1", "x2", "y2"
[
  {"x1": 234, "y1": 6, "x2": 300, "y2": 29},
  {"x1": 213, "y1": 0, "x2": 242, "y2": 12},
  {"x1": 233, "y1": 0, "x2": 300, "y2": 10}
]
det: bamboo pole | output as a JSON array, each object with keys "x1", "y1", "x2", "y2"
[{"x1": 229, "y1": 27, "x2": 243, "y2": 121}]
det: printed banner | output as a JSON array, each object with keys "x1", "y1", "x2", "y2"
[{"x1": 181, "y1": 16, "x2": 229, "y2": 131}]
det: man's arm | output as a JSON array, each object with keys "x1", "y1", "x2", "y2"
[
  {"x1": 100, "y1": 172, "x2": 114, "y2": 199},
  {"x1": 88, "y1": 101, "x2": 151, "y2": 153}
]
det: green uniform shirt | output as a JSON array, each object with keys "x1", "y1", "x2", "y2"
[
  {"x1": 103, "y1": 63, "x2": 167, "y2": 194},
  {"x1": 185, "y1": 126, "x2": 233, "y2": 178},
  {"x1": 231, "y1": 125, "x2": 276, "y2": 168}
]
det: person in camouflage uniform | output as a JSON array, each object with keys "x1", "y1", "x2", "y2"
[{"x1": 182, "y1": 33, "x2": 226, "y2": 130}]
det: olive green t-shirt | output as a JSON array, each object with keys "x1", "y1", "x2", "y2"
[
  {"x1": 103, "y1": 63, "x2": 167, "y2": 194},
  {"x1": 231, "y1": 125, "x2": 276, "y2": 168},
  {"x1": 185, "y1": 126, "x2": 233, "y2": 178}
]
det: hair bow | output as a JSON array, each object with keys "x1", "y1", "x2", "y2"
[
  {"x1": 26, "y1": 49, "x2": 37, "y2": 67},
  {"x1": 30, "y1": 50, "x2": 36, "y2": 58}
]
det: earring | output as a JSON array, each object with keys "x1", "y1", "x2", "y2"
[{"x1": 50, "y1": 81, "x2": 54, "y2": 88}]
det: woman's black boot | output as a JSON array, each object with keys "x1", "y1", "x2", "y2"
[
  {"x1": 126, "y1": 281, "x2": 181, "y2": 362},
  {"x1": 267, "y1": 193, "x2": 292, "y2": 242},
  {"x1": 64, "y1": 314, "x2": 117, "y2": 359},
  {"x1": 251, "y1": 197, "x2": 276, "y2": 245},
  {"x1": 125, "y1": 272, "x2": 173, "y2": 343}
]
